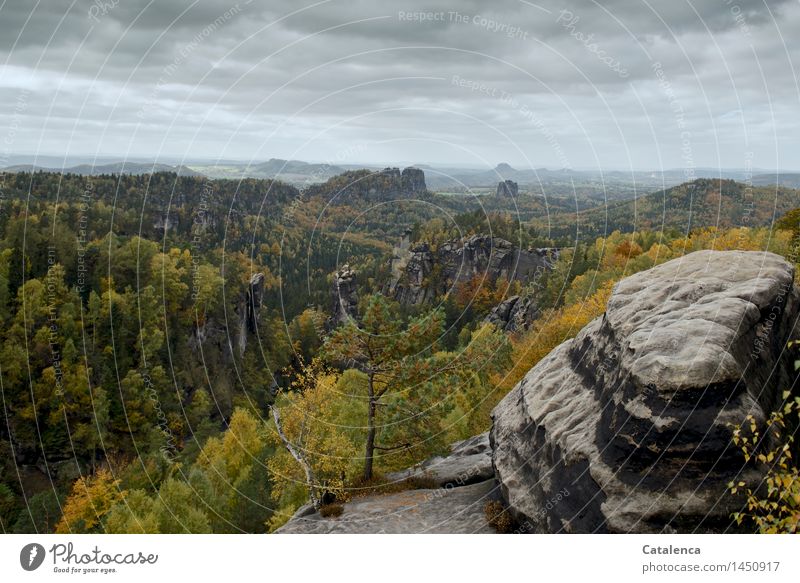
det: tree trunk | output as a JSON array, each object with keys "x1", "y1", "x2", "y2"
[
  {"x1": 272, "y1": 406, "x2": 321, "y2": 509},
  {"x1": 363, "y1": 374, "x2": 376, "y2": 481}
]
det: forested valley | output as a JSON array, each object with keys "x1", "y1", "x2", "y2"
[{"x1": 1, "y1": 168, "x2": 798, "y2": 533}]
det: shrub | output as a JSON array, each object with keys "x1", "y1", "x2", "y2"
[
  {"x1": 319, "y1": 503, "x2": 344, "y2": 518},
  {"x1": 729, "y1": 391, "x2": 800, "y2": 533},
  {"x1": 484, "y1": 500, "x2": 515, "y2": 534}
]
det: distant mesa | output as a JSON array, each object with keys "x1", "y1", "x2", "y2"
[{"x1": 496, "y1": 179, "x2": 519, "y2": 197}]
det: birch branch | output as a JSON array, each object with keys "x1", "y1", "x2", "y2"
[{"x1": 271, "y1": 406, "x2": 320, "y2": 509}]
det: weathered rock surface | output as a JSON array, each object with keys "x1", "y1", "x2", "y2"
[
  {"x1": 401, "y1": 167, "x2": 427, "y2": 194},
  {"x1": 329, "y1": 264, "x2": 359, "y2": 327},
  {"x1": 371, "y1": 167, "x2": 426, "y2": 196},
  {"x1": 277, "y1": 433, "x2": 501, "y2": 533},
  {"x1": 277, "y1": 479, "x2": 500, "y2": 534},
  {"x1": 388, "y1": 234, "x2": 557, "y2": 306},
  {"x1": 386, "y1": 433, "x2": 493, "y2": 487},
  {"x1": 245, "y1": 272, "x2": 265, "y2": 334},
  {"x1": 486, "y1": 294, "x2": 538, "y2": 332},
  {"x1": 491, "y1": 250, "x2": 799, "y2": 533},
  {"x1": 234, "y1": 272, "x2": 267, "y2": 355}
]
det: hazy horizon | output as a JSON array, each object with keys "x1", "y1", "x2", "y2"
[
  {"x1": 2, "y1": 0, "x2": 799, "y2": 171},
  {"x1": 3, "y1": 152, "x2": 799, "y2": 176}
]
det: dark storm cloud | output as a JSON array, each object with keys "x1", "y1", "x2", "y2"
[{"x1": 0, "y1": 0, "x2": 798, "y2": 169}]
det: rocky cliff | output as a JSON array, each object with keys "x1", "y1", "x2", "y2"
[
  {"x1": 190, "y1": 271, "x2": 268, "y2": 359},
  {"x1": 485, "y1": 294, "x2": 538, "y2": 332},
  {"x1": 329, "y1": 264, "x2": 359, "y2": 328},
  {"x1": 492, "y1": 250, "x2": 799, "y2": 533},
  {"x1": 401, "y1": 167, "x2": 426, "y2": 193},
  {"x1": 305, "y1": 167, "x2": 427, "y2": 203},
  {"x1": 496, "y1": 180, "x2": 519, "y2": 197},
  {"x1": 387, "y1": 234, "x2": 557, "y2": 306},
  {"x1": 278, "y1": 250, "x2": 800, "y2": 534}
]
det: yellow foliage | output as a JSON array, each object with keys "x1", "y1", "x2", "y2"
[
  {"x1": 730, "y1": 392, "x2": 800, "y2": 533},
  {"x1": 267, "y1": 371, "x2": 362, "y2": 509},
  {"x1": 56, "y1": 468, "x2": 125, "y2": 534},
  {"x1": 196, "y1": 408, "x2": 266, "y2": 502},
  {"x1": 645, "y1": 242, "x2": 673, "y2": 263},
  {"x1": 498, "y1": 281, "x2": 614, "y2": 393}
]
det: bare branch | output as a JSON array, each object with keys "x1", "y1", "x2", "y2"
[
  {"x1": 374, "y1": 442, "x2": 412, "y2": 451},
  {"x1": 271, "y1": 406, "x2": 320, "y2": 509}
]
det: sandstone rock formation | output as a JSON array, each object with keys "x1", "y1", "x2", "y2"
[
  {"x1": 387, "y1": 241, "x2": 435, "y2": 305},
  {"x1": 245, "y1": 272, "x2": 265, "y2": 334},
  {"x1": 496, "y1": 179, "x2": 519, "y2": 197},
  {"x1": 372, "y1": 167, "x2": 426, "y2": 196},
  {"x1": 304, "y1": 167, "x2": 427, "y2": 203},
  {"x1": 485, "y1": 295, "x2": 538, "y2": 332},
  {"x1": 234, "y1": 272, "x2": 266, "y2": 355},
  {"x1": 491, "y1": 250, "x2": 799, "y2": 533},
  {"x1": 387, "y1": 234, "x2": 557, "y2": 306},
  {"x1": 190, "y1": 271, "x2": 268, "y2": 360},
  {"x1": 329, "y1": 264, "x2": 359, "y2": 327},
  {"x1": 401, "y1": 167, "x2": 427, "y2": 194}
]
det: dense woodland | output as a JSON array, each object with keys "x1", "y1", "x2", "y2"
[
  {"x1": 532, "y1": 178, "x2": 800, "y2": 240},
  {"x1": 0, "y1": 170, "x2": 798, "y2": 533}
]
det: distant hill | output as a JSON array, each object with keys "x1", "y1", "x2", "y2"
[
  {"x1": 2, "y1": 162, "x2": 202, "y2": 177},
  {"x1": 751, "y1": 173, "x2": 800, "y2": 189},
  {"x1": 251, "y1": 158, "x2": 346, "y2": 177},
  {"x1": 424, "y1": 166, "x2": 766, "y2": 194},
  {"x1": 187, "y1": 158, "x2": 348, "y2": 183},
  {"x1": 533, "y1": 178, "x2": 800, "y2": 240}
]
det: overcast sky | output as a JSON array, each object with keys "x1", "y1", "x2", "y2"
[{"x1": 0, "y1": 0, "x2": 798, "y2": 170}]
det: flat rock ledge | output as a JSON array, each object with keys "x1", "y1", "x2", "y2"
[
  {"x1": 491, "y1": 250, "x2": 800, "y2": 533},
  {"x1": 385, "y1": 432, "x2": 493, "y2": 487},
  {"x1": 276, "y1": 480, "x2": 501, "y2": 534},
  {"x1": 277, "y1": 434, "x2": 499, "y2": 533}
]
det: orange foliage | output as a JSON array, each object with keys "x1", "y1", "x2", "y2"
[{"x1": 452, "y1": 275, "x2": 517, "y2": 314}]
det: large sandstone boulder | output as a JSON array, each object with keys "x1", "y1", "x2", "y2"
[{"x1": 491, "y1": 250, "x2": 799, "y2": 533}]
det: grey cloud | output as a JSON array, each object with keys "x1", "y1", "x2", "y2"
[{"x1": 0, "y1": 0, "x2": 797, "y2": 169}]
